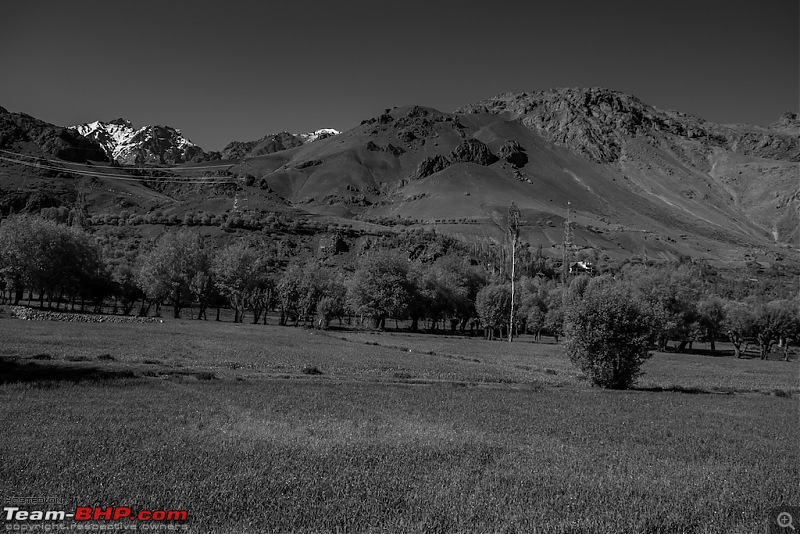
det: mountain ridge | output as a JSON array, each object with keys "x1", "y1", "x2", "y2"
[
  {"x1": 72, "y1": 118, "x2": 342, "y2": 165},
  {"x1": 0, "y1": 88, "x2": 797, "y2": 267},
  {"x1": 456, "y1": 87, "x2": 799, "y2": 164},
  {"x1": 72, "y1": 119, "x2": 207, "y2": 165},
  {"x1": 220, "y1": 128, "x2": 340, "y2": 160}
]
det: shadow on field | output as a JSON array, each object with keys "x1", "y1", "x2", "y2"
[
  {"x1": 633, "y1": 385, "x2": 717, "y2": 395},
  {"x1": 0, "y1": 356, "x2": 137, "y2": 385}
]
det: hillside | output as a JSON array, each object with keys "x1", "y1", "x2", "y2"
[
  {"x1": 225, "y1": 92, "x2": 798, "y2": 264},
  {"x1": 0, "y1": 90, "x2": 797, "y2": 267}
]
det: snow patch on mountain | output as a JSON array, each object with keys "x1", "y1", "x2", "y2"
[
  {"x1": 72, "y1": 119, "x2": 202, "y2": 165},
  {"x1": 298, "y1": 128, "x2": 341, "y2": 143}
]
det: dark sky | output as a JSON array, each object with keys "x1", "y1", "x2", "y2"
[{"x1": 1, "y1": 0, "x2": 797, "y2": 151}]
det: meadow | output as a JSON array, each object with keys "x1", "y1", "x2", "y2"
[{"x1": 0, "y1": 312, "x2": 797, "y2": 533}]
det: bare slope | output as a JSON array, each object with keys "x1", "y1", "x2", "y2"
[{"x1": 236, "y1": 96, "x2": 796, "y2": 262}]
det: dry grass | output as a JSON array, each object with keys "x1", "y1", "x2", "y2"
[{"x1": 0, "y1": 316, "x2": 797, "y2": 533}]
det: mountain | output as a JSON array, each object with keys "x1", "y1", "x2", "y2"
[
  {"x1": 0, "y1": 90, "x2": 797, "y2": 267},
  {"x1": 453, "y1": 88, "x2": 799, "y2": 246},
  {"x1": 72, "y1": 119, "x2": 209, "y2": 165},
  {"x1": 220, "y1": 129, "x2": 341, "y2": 160},
  {"x1": 226, "y1": 88, "x2": 797, "y2": 262},
  {"x1": 456, "y1": 89, "x2": 798, "y2": 164},
  {"x1": 0, "y1": 106, "x2": 107, "y2": 162},
  {"x1": 72, "y1": 119, "x2": 341, "y2": 165}
]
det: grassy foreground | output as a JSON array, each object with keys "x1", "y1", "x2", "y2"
[{"x1": 0, "y1": 315, "x2": 797, "y2": 533}]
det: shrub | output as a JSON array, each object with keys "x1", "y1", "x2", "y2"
[
  {"x1": 565, "y1": 284, "x2": 657, "y2": 389},
  {"x1": 301, "y1": 365, "x2": 322, "y2": 375}
]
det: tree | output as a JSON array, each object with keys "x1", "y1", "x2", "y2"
[
  {"x1": 722, "y1": 300, "x2": 755, "y2": 358},
  {"x1": 475, "y1": 283, "x2": 511, "y2": 340},
  {"x1": 507, "y1": 202, "x2": 521, "y2": 342},
  {"x1": 565, "y1": 284, "x2": 658, "y2": 389},
  {"x1": 249, "y1": 270, "x2": 277, "y2": 325},
  {"x1": 0, "y1": 215, "x2": 107, "y2": 308},
  {"x1": 189, "y1": 270, "x2": 217, "y2": 321},
  {"x1": 544, "y1": 306, "x2": 565, "y2": 343},
  {"x1": 697, "y1": 297, "x2": 725, "y2": 352},
  {"x1": 346, "y1": 250, "x2": 414, "y2": 330},
  {"x1": 277, "y1": 263, "x2": 304, "y2": 326},
  {"x1": 630, "y1": 267, "x2": 700, "y2": 352},
  {"x1": 526, "y1": 305, "x2": 546, "y2": 340},
  {"x1": 212, "y1": 241, "x2": 263, "y2": 323},
  {"x1": 429, "y1": 254, "x2": 485, "y2": 333},
  {"x1": 136, "y1": 230, "x2": 207, "y2": 318},
  {"x1": 752, "y1": 301, "x2": 798, "y2": 360},
  {"x1": 771, "y1": 300, "x2": 800, "y2": 361},
  {"x1": 0, "y1": 216, "x2": 35, "y2": 304},
  {"x1": 316, "y1": 293, "x2": 344, "y2": 329}
]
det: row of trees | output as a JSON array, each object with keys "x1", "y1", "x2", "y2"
[
  {"x1": 472, "y1": 269, "x2": 799, "y2": 362},
  {"x1": 563, "y1": 279, "x2": 799, "y2": 388},
  {"x1": 0, "y1": 217, "x2": 484, "y2": 329},
  {"x1": 1, "y1": 216, "x2": 798, "y2": 366},
  {"x1": 0, "y1": 216, "x2": 107, "y2": 308}
]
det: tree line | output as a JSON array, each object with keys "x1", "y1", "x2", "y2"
[{"x1": 1, "y1": 215, "x2": 798, "y2": 367}]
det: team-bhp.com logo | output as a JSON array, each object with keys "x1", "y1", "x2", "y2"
[{"x1": 3, "y1": 506, "x2": 189, "y2": 530}]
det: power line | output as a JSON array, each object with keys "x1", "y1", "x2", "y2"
[
  {"x1": 0, "y1": 155, "x2": 237, "y2": 184},
  {"x1": 0, "y1": 148, "x2": 237, "y2": 172}
]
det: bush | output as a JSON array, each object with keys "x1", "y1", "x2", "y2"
[
  {"x1": 301, "y1": 365, "x2": 322, "y2": 375},
  {"x1": 565, "y1": 284, "x2": 657, "y2": 389}
]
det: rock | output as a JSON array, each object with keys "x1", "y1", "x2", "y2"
[
  {"x1": 398, "y1": 130, "x2": 416, "y2": 142},
  {"x1": 386, "y1": 144, "x2": 405, "y2": 157},
  {"x1": 366, "y1": 141, "x2": 406, "y2": 157},
  {"x1": 416, "y1": 155, "x2": 451, "y2": 178},
  {"x1": 770, "y1": 112, "x2": 800, "y2": 135},
  {"x1": 497, "y1": 140, "x2": 528, "y2": 167},
  {"x1": 450, "y1": 138, "x2": 498, "y2": 165},
  {"x1": 7, "y1": 306, "x2": 162, "y2": 324},
  {"x1": 295, "y1": 159, "x2": 322, "y2": 169}
]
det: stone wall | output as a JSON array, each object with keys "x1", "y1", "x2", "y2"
[{"x1": 7, "y1": 306, "x2": 162, "y2": 323}]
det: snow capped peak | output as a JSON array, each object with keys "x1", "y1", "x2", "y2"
[
  {"x1": 298, "y1": 128, "x2": 341, "y2": 143},
  {"x1": 71, "y1": 119, "x2": 203, "y2": 165}
]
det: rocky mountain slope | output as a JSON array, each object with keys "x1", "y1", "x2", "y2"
[
  {"x1": 223, "y1": 89, "x2": 796, "y2": 262},
  {"x1": 453, "y1": 88, "x2": 799, "y2": 246},
  {"x1": 0, "y1": 106, "x2": 107, "y2": 162},
  {"x1": 456, "y1": 88, "x2": 798, "y2": 164},
  {"x1": 72, "y1": 119, "x2": 208, "y2": 165},
  {"x1": 220, "y1": 129, "x2": 340, "y2": 160}
]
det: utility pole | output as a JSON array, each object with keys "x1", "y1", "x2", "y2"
[
  {"x1": 508, "y1": 202, "x2": 521, "y2": 342},
  {"x1": 562, "y1": 201, "x2": 574, "y2": 289},
  {"x1": 70, "y1": 179, "x2": 88, "y2": 228},
  {"x1": 233, "y1": 158, "x2": 253, "y2": 213}
]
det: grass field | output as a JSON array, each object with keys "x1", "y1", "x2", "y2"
[{"x1": 0, "y1": 312, "x2": 797, "y2": 533}]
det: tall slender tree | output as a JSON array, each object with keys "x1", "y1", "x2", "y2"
[{"x1": 507, "y1": 202, "x2": 521, "y2": 341}]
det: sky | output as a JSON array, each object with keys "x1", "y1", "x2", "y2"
[{"x1": 1, "y1": 0, "x2": 797, "y2": 151}]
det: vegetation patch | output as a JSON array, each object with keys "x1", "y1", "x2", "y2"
[{"x1": 300, "y1": 365, "x2": 323, "y2": 375}]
